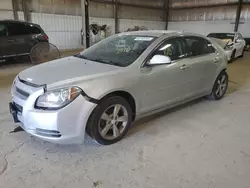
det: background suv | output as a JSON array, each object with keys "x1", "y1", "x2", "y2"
[{"x1": 0, "y1": 20, "x2": 49, "y2": 61}]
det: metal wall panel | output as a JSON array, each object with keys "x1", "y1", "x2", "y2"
[
  {"x1": 169, "y1": 20, "x2": 250, "y2": 37},
  {"x1": 31, "y1": 12, "x2": 82, "y2": 49},
  {"x1": 119, "y1": 0, "x2": 164, "y2": 7},
  {"x1": 27, "y1": 6, "x2": 166, "y2": 49},
  {"x1": 171, "y1": 0, "x2": 238, "y2": 8},
  {"x1": 169, "y1": 20, "x2": 235, "y2": 34},
  {"x1": 119, "y1": 19, "x2": 165, "y2": 32},
  {"x1": 0, "y1": 0, "x2": 13, "y2": 10},
  {"x1": 89, "y1": 1, "x2": 114, "y2": 18},
  {"x1": 17, "y1": 11, "x2": 25, "y2": 20},
  {"x1": 238, "y1": 20, "x2": 250, "y2": 37},
  {"x1": 0, "y1": 10, "x2": 14, "y2": 19},
  {"x1": 118, "y1": 5, "x2": 164, "y2": 21},
  {"x1": 30, "y1": 13, "x2": 116, "y2": 49},
  {"x1": 169, "y1": 6, "x2": 241, "y2": 21}
]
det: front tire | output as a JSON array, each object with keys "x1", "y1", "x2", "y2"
[
  {"x1": 86, "y1": 96, "x2": 132, "y2": 145},
  {"x1": 207, "y1": 71, "x2": 228, "y2": 100}
]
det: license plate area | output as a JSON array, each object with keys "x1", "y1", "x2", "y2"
[{"x1": 9, "y1": 102, "x2": 20, "y2": 123}]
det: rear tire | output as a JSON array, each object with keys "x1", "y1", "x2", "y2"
[
  {"x1": 207, "y1": 71, "x2": 228, "y2": 100},
  {"x1": 86, "y1": 96, "x2": 132, "y2": 145}
]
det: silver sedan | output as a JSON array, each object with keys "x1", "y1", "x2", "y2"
[{"x1": 10, "y1": 30, "x2": 228, "y2": 145}]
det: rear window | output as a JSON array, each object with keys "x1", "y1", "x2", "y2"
[
  {"x1": 8, "y1": 23, "x2": 42, "y2": 36},
  {"x1": 26, "y1": 24, "x2": 42, "y2": 34},
  {"x1": 185, "y1": 36, "x2": 216, "y2": 57}
]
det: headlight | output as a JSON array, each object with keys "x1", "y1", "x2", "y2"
[
  {"x1": 224, "y1": 44, "x2": 233, "y2": 50},
  {"x1": 11, "y1": 76, "x2": 17, "y2": 97},
  {"x1": 35, "y1": 87, "x2": 82, "y2": 109}
]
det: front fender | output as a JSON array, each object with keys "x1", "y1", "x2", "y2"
[{"x1": 79, "y1": 73, "x2": 143, "y2": 114}]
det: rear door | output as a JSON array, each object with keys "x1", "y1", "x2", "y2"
[
  {"x1": 0, "y1": 22, "x2": 8, "y2": 58},
  {"x1": 6, "y1": 22, "x2": 40, "y2": 56},
  {"x1": 183, "y1": 36, "x2": 219, "y2": 96},
  {"x1": 6, "y1": 22, "x2": 27, "y2": 56}
]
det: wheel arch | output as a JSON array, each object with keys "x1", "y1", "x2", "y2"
[
  {"x1": 85, "y1": 90, "x2": 137, "y2": 138},
  {"x1": 99, "y1": 90, "x2": 136, "y2": 121}
]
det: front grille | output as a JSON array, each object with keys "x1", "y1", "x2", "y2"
[
  {"x1": 36, "y1": 128, "x2": 62, "y2": 138},
  {"x1": 13, "y1": 102, "x2": 23, "y2": 113},
  {"x1": 15, "y1": 87, "x2": 30, "y2": 100}
]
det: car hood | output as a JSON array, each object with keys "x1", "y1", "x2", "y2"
[
  {"x1": 18, "y1": 56, "x2": 120, "y2": 86},
  {"x1": 209, "y1": 37, "x2": 230, "y2": 49}
]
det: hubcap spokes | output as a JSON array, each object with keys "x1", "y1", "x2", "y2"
[
  {"x1": 216, "y1": 75, "x2": 227, "y2": 97},
  {"x1": 99, "y1": 104, "x2": 128, "y2": 140}
]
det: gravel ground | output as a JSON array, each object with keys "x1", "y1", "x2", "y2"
[{"x1": 0, "y1": 53, "x2": 250, "y2": 188}]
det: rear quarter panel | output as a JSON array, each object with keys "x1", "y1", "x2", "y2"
[{"x1": 211, "y1": 39, "x2": 228, "y2": 77}]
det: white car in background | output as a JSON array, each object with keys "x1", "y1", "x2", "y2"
[{"x1": 207, "y1": 32, "x2": 246, "y2": 62}]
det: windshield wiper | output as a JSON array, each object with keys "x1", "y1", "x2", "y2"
[
  {"x1": 74, "y1": 54, "x2": 88, "y2": 60},
  {"x1": 75, "y1": 55, "x2": 122, "y2": 67},
  {"x1": 91, "y1": 58, "x2": 122, "y2": 67}
]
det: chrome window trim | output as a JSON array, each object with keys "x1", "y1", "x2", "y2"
[{"x1": 141, "y1": 34, "x2": 220, "y2": 68}]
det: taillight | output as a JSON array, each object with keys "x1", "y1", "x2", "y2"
[{"x1": 43, "y1": 34, "x2": 49, "y2": 41}]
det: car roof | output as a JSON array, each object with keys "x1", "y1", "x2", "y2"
[
  {"x1": 0, "y1": 19, "x2": 39, "y2": 26},
  {"x1": 208, "y1": 32, "x2": 236, "y2": 34},
  {"x1": 119, "y1": 30, "x2": 184, "y2": 37},
  {"x1": 119, "y1": 30, "x2": 210, "y2": 39}
]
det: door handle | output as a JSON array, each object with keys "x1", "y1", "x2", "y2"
[
  {"x1": 180, "y1": 64, "x2": 189, "y2": 70},
  {"x1": 213, "y1": 57, "x2": 219, "y2": 63}
]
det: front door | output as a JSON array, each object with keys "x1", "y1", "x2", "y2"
[{"x1": 139, "y1": 37, "x2": 192, "y2": 114}]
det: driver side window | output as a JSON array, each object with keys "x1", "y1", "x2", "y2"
[
  {"x1": 0, "y1": 24, "x2": 7, "y2": 37},
  {"x1": 152, "y1": 37, "x2": 186, "y2": 61}
]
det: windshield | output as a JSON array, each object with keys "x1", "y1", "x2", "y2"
[
  {"x1": 207, "y1": 33, "x2": 235, "y2": 41},
  {"x1": 75, "y1": 35, "x2": 156, "y2": 67}
]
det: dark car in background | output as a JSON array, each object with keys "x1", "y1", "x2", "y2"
[
  {"x1": 244, "y1": 38, "x2": 250, "y2": 51},
  {"x1": 0, "y1": 20, "x2": 49, "y2": 61}
]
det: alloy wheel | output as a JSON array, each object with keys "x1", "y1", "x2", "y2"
[
  {"x1": 98, "y1": 104, "x2": 128, "y2": 140},
  {"x1": 215, "y1": 74, "x2": 227, "y2": 98}
]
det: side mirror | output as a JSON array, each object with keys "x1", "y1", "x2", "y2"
[{"x1": 148, "y1": 55, "x2": 171, "y2": 66}]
